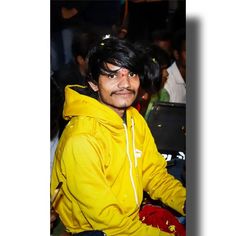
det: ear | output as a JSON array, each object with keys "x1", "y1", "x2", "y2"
[{"x1": 88, "y1": 81, "x2": 99, "y2": 92}]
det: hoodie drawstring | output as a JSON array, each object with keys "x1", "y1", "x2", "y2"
[
  {"x1": 123, "y1": 121, "x2": 139, "y2": 206},
  {"x1": 131, "y1": 119, "x2": 138, "y2": 168}
]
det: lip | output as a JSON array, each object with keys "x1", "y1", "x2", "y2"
[
  {"x1": 112, "y1": 93, "x2": 135, "y2": 98},
  {"x1": 112, "y1": 90, "x2": 135, "y2": 96},
  {"x1": 114, "y1": 92, "x2": 133, "y2": 95}
]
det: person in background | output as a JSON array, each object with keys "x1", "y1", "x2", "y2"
[
  {"x1": 51, "y1": 36, "x2": 186, "y2": 236},
  {"x1": 51, "y1": 0, "x2": 125, "y2": 71},
  {"x1": 144, "y1": 45, "x2": 172, "y2": 120},
  {"x1": 132, "y1": 40, "x2": 162, "y2": 116},
  {"x1": 132, "y1": 41, "x2": 171, "y2": 117},
  {"x1": 164, "y1": 29, "x2": 186, "y2": 103},
  {"x1": 151, "y1": 29, "x2": 173, "y2": 58},
  {"x1": 53, "y1": 32, "x2": 99, "y2": 91},
  {"x1": 50, "y1": 0, "x2": 89, "y2": 71}
]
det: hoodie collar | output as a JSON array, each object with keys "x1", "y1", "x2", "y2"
[{"x1": 63, "y1": 85, "x2": 130, "y2": 130}]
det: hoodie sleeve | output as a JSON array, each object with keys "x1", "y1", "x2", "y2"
[
  {"x1": 61, "y1": 134, "x2": 174, "y2": 236},
  {"x1": 141, "y1": 124, "x2": 186, "y2": 216}
]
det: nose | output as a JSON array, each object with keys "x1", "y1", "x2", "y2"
[
  {"x1": 118, "y1": 75, "x2": 131, "y2": 89},
  {"x1": 117, "y1": 72, "x2": 131, "y2": 89}
]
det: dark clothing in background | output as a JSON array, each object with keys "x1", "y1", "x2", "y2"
[
  {"x1": 50, "y1": 0, "x2": 88, "y2": 33},
  {"x1": 51, "y1": 0, "x2": 121, "y2": 34},
  {"x1": 53, "y1": 63, "x2": 86, "y2": 91}
]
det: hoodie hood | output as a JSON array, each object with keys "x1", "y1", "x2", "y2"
[{"x1": 63, "y1": 85, "x2": 129, "y2": 130}]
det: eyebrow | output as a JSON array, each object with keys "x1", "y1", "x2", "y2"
[{"x1": 100, "y1": 66, "x2": 122, "y2": 75}]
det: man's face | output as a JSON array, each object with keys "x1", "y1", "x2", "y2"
[{"x1": 90, "y1": 63, "x2": 140, "y2": 117}]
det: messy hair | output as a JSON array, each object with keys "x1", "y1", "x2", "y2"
[{"x1": 86, "y1": 37, "x2": 143, "y2": 83}]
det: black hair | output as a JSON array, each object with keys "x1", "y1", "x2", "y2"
[
  {"x1": 134, "y1": 41, "x2": 162, "y2": 93},
  {"x1": 86, "y1": 36, "x2": 143, "y2": 83},
  {"x1": 150, "y1": 44, "x2": 172, "y2": 68},
  {"x1": 141, "y1": 54, "x2": 161, "y2": 93}
]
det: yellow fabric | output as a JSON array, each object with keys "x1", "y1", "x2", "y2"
[{"x1": 51, "y1": 85, "x2": 186, "y2": 235}]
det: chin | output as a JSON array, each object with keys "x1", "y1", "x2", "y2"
[{"x1": 118, "y1": 102, "x2": 133, "y2": 109}]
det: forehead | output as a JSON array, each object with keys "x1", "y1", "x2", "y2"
[{"x1": 105, "y1": 63, "x2": 129, "y2": 73}]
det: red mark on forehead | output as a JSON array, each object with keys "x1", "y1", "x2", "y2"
[{"x1": 118, "y1": 68, "x2": 129, "y2": 76}]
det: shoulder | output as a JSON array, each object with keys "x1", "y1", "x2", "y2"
[
  {"x1": 61, "y1": 116, "x2": 99, "y2": 141},
  {"x1": 58, "y1": 117, "x2": 105, "y2": 154},
  {"x1": 129, "y1": 106, "x2": 145, "y2": 121}
]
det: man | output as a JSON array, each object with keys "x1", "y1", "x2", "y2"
[{"x1": 51, "y1": 36, "x2": 186, "y2": 236}]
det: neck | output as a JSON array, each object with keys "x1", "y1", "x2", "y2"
[
  {"x1": 97, "y1": 96, "x2": 127, "y2": 118},
  {"x1": 111, "y1": 107, "x2": 126, "y2": 118},
  {"x1": 101, "y1": 102, "x2": 126, "y2": 118}
]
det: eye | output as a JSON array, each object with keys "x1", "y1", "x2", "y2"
[
  {"x1": 129, "y1": 72, "x2": 137, "y2": 78},
  {"x1": 107, "y1": 73, "x2": 116, "y2": 79}
]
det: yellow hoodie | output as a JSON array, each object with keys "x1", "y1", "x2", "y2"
[{"x1": 51, "y1": 85, "x2": 186, "y2": 236}]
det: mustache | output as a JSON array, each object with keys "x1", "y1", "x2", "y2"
[{"x1": 110, "y1": 89, "x2": 136, "y2": 96}]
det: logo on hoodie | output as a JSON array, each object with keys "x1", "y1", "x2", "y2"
[{"x1": 134, "y1": 149, "x2": 142, "y2": 158}]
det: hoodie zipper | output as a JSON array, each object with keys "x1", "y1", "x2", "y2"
[{"x1": 123, "y1": 122, "x2": 139, "y2": 206}]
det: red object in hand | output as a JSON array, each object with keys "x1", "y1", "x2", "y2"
[{"x1": 139, "y1": 204, "x2": 186, "y2": 236}]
